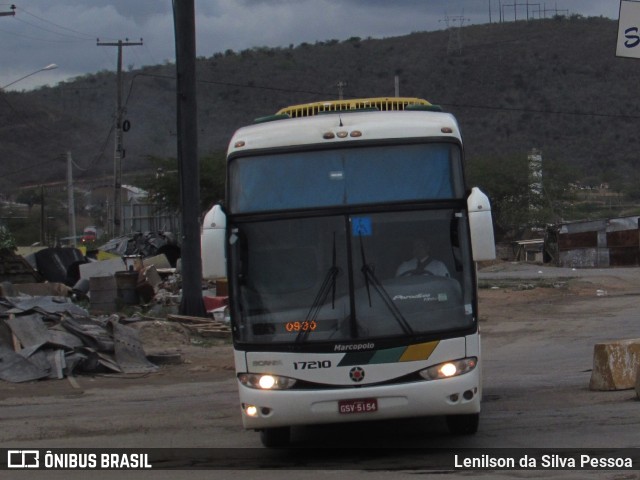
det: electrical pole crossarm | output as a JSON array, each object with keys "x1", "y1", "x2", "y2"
[
  {"x1": 96, "y1": 38, "x2": 143, "y2": 47},
  {"x1": 0, "y1": 4, "x2": 15, "y2": 17}
]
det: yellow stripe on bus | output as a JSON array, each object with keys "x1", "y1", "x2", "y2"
[{"x1": 399, "y1": 341, "x2": 439, "y2": 362}]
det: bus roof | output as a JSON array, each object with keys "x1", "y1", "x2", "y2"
[
  {"x1": 228, "y1": 98, "x2": 461, "y2": 157},
  {"x1": 275, "y1": 97, "x2": 437, "y2": 118}
]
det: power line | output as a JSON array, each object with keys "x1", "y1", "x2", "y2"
[
  {"x1": 143, "y1": 43, "x2": 159, "y2": 66},
  {"x1": 13, "y1": 17, "x2": 91, "y2": 41},
  {"x1": 0, "y1": 25, "x2": 88, "y2": 43},
  {"x1": 0, "y1": 6, "x2": 120, "y2": 51},
  {"x1": 0, "y1": 91, "x2": 110, "y2": 162},
  {"x1": 436, "y1": 101, "x2": 640, "y2": 120},
  {"x1": 14, "y1": 6, "x2": 108, "y2": 41},
  {"x1": 198, "y1": 77, "x2": 333, "y2": 97},
  {"x1": 124, "y1": 72, "x2": 335, "y2": 108},
  {"x1": 2, "y1": 157, "x2": 63, "y2": 178}
]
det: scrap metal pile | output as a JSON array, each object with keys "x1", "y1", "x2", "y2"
[
  {"x1": 0, "y1": 239, "x2": 230, "y2": 384},
  {"x1": 0, "y1": 298, "x2": 158, "y2": 383},
  {"x1": 0, "y1": 245, "x2": 169, "y2": 383},
  {"x1": 98, "y1": 231, "x2": 181, "y2": 268}
]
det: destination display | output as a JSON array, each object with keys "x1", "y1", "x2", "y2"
[{"x1": 251, "y1": 319, "x2": 338, "y2": 336}]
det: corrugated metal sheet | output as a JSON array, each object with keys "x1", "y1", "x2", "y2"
[
  {"x1": 554, "y1": 215, "x2": 640, "y2": 267},
  {"x1": 557, "y1": 231, "x2": 598, "y2": 250},
  {"x1": 607, "y1": 229, "x2": 639, "y2": 247}
]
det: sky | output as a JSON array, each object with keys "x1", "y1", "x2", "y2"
[{"x1": 0, "y1": 0, "x2": 623, "y2": 91}]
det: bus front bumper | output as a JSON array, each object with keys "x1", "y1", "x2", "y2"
[{"x1": 237, "y1": 368, "x2": 481, "y2": 430}]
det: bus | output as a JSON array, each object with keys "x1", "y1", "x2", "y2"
[{"x1": 224, "y1": 97, "x2": 496, "y2": 447}]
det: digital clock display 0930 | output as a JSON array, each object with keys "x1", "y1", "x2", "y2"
[
  {"x1": 251, "y1": 319, "x2": 337, "y2": 336},
  {"x1": 285, "y1": 320, "x2": 318, "y2": 332}
]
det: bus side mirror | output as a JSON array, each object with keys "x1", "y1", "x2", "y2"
[
  {"x1": 201, "y1": 203, "x2": 227, "y2": 279},
  {"x1": 467, "y1": 187, "x2": 496, "y2": 261}
]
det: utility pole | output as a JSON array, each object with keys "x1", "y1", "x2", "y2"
[
  {"x1": 336, "y1": 81, "x2": 347, "y2": 100},
  {"x1": 440, "y1": 13, "x2": 469, "y2": 55},
  {"x1": 67, "y1": 152, "x2": 77, "y2": 247},
  {"x1": 40, "y1": 185, "x2": 45, "y2": 245},
  {"x1": 173, "y1": 0, "x2": 205, "y2": 317},
  {"x1": 97, "y1": 38, "x2": 143, "y2": 237}
]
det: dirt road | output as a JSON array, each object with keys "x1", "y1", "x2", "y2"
[
  {"x1": 1, "y1": 262, "x2": 639, "y2": 477},
  {"x1": 3, "y1": 261, "x2": 638, "y2": 407}
]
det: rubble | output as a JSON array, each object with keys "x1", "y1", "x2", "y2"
[
  {"x1": 0, "y1": 242, "x2": 230, "y2": 384},
  {"x1": 32, "y1": 247, "x2": 87, "y2": 286},
  {"x1": 0, "y1": 248, "x2": 43, "y2": 283}
]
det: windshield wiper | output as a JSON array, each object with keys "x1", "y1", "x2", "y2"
[
  {"x1": 296, "y1": 233, "x2": 339, "y2": 343},
  {"x1": 359, "y1": 234, "x2": 413, "y2": 335}
]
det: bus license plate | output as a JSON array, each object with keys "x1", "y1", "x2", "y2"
[{"x1": 338, "y1": 398, "x2": 378, "y2": 414}]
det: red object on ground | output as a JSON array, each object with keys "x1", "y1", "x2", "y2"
[{"x1": 203, "y1": 296, "x2": 228, "y2": 312}]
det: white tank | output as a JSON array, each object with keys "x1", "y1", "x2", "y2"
[{"x1": 201, "y1": 204, "x2": 227, "y2": 279}]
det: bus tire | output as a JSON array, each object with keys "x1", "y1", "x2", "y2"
[
  {"x1": 446, "y1": 413, "x2": 479, "y2": 435},
  {"x1": 260, "y1": 427, "x2": 290, "y2": 447}
]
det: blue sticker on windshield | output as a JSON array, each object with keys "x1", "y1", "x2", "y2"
[{"x1": 352, "y1": 217, "x2": 372, "y2": 236}]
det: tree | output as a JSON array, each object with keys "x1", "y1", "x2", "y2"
[
  {"x1": 15, "y1": 188, "x2": 40, "y2": 213},
  {"x1": 0, "y1": 225, "x2": 16, "y2": 250},
  {"x1": 536, "y1": 156, "x2": 576, "y2": 224},
  {"x1": 136, "y1": 151, "x2": 226, "y2": 214},
  {"x1": 466, "y1": 154, "x2": 531, "y2": 238},
  {"x1": 466, "y1": 153, "x2": 574, "y2": 239}
]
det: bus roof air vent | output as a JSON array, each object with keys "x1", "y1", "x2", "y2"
[{"x1": 276, "y1": 97, "x2": 433, "y2": 118}]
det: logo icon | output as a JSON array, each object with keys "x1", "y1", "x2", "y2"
[
  {"x1": 8, "y1": 450, "x2": 39, "y2": 468},
  {"x1": 349, "y1": 366, "x2": 365, "y2": 382}
]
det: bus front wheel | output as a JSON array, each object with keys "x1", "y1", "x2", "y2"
[
  {"x1": 260, "y1": 427, "x2": 291, "y2": 447},
  {"x1": 446, "y1": 413, "x2": 479, "y2": 435}
]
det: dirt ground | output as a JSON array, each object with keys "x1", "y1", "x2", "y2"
[
  {"x1": 477, "y1": 263, "x2": 640, "y2": 329},
  {"x1": 2, "y1": 261, "x2": 639, "y2": 401}
]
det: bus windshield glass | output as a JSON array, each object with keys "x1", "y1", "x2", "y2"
[
  {"x1": 230, "y1": 209, "x2": 475, "y2": 346},
  {"x1": 229, "y1": 143, "x2": 464, "y2": 213}
]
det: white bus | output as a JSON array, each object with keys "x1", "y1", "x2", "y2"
[{"x1": 224, "y1": 97, "x2": 495, "y2": 447}]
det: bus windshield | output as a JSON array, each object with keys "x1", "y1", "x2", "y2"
[
  {"x1": 229, "y1": 143, "x2": 464, "y2": 213},
  {"x1": 230, "y1": 208, "x2": 475, "y2": 346}
]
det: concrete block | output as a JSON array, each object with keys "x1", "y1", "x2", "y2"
[{"x1": 589, "y1": 339, "x2": 640, "y2": 391}]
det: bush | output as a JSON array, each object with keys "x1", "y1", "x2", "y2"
[{"x1": 0, "y1": 226, "x2": 17, "y2": 250}]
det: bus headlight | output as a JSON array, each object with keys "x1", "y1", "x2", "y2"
[
  {"x1": 418, "y1": 357, "x2": 477, "y2": 381},
  {"x1": 245, "y1": 405, "x2": 259, "y2": 417},
  {"x1": 238, "y1": 373, "x2": 297, "y2": 390}
]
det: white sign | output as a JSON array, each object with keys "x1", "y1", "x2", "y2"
[{"x1": 617, "y1": 0, "x2": 640, "y2": 58}]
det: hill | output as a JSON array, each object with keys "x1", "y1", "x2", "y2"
[{"x1": 2, "y1": 15, "x2": 639, "y2": 197}]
